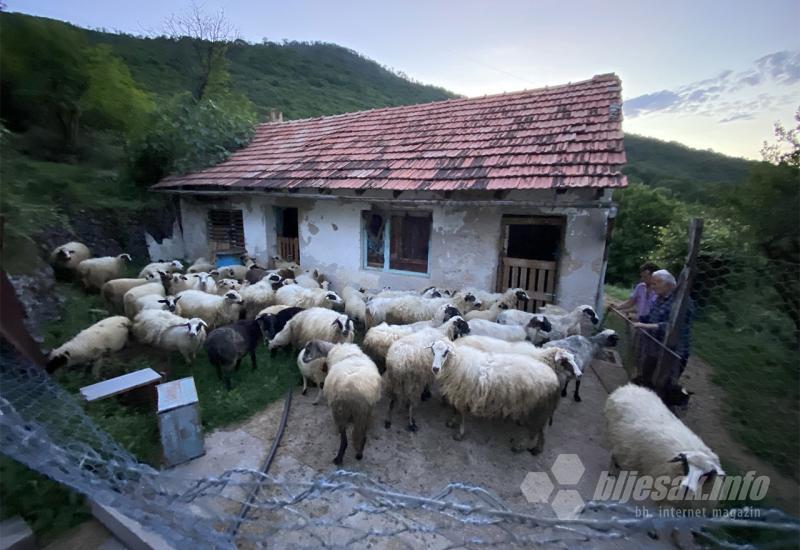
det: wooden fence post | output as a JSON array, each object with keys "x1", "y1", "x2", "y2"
[{"x1": 653, "y1": 217, "x2": 703, "y2": 390}]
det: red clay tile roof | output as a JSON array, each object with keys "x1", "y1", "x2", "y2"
[{"x1": 154, "y1": 73, "x2": 627, "y2": 193}]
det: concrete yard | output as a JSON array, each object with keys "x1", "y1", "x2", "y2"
[{"x1": 171, "y1": 356, "x2": 693, "y2": 547}]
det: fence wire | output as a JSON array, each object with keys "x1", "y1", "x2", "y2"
[{"x1": 1, "y1": 350, "x2": 799, "y2": 549}]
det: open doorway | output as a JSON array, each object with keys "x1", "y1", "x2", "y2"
[
  {"x1": 275, "y1": 207, "x2": 299, "y2": 263},
  {"x1": 498, "y1": 216, "x2": 564, "y2": 312}
]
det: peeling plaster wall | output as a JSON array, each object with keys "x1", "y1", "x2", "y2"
[
  {"x1": 557, "y1": 208, "x2": 609, "y2": 313},
  {"x1": 145, "y1": 221, "x2": 185, "y2": 261},
  {"x1": 177, "y1": 193, "x2": 609, "y2": 310}
]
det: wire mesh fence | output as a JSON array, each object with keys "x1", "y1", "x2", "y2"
[
  {"x1": 2, "y1": 348, "x2": 800, "y2": 548},
  {"x1": 604, "y1": 246, "x2": 800, "y2": 487}
]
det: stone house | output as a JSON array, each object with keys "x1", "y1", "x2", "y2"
[{"x1": 152, "y1": 73, "x2": 627, "y2": 312}]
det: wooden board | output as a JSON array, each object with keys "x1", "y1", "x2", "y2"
[{"x1": 80, "y1": 368, "x2": 162, "y2": 402}]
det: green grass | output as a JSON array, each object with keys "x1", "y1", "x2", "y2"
[
  {"x1": 1, "y1": 280, "x2": 301, "y2": 542},
  {"x1": 604, "y1": 284, "x2": 630, "y2": 302}
]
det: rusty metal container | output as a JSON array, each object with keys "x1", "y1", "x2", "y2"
[{"x1": 156, "y1": 377, "x2": 205, "y2": 467}]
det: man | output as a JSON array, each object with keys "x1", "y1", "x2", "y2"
[
  {"x1": 633, "y1": 269, "x2": 694, "y2": 383},
  {"x1": 616, "y1": 261, "x2": 659, "y2": 320}
]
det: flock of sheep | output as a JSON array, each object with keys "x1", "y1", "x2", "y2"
[{"x1": 46, "y1": 240, "x2": 724, "y2": 501}]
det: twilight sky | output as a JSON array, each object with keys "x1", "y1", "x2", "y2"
[{"x1": 9, "y1": 0, "x2": 800, "y2": 159}]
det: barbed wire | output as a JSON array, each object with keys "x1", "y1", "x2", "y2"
[{"x1": 1, "y1": 350, "x2": 798, "y2": 549}]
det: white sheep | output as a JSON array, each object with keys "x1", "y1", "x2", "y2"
[
  {"x1": 274, "y1": 285, "x2": 343, "y2": 309},
  {"x1": 463, "y1": 302, "x2": 510, "y2": 321},
  {"x1": 187, "y1": 258, "x2": 215, "y2": 273},
  {"x1": 341, "y1": 286, "x2": 367, "y2": 327},
  {"x1": 295, "y1": 272, "x2": 322, "y2": 289},
  {"x1": 175, "y1": 289, "x2": 244, "y2": 328},
  {"x1": 296, "y1": 341, "x2": 329, "y2": 405},
  {"x1": 214, "y1": 264, "x2": 249, "y2": 282},
  {"x1": 240, "y1": 278, "x2": 281, "y2": 318},
  {"x1": 383, "y1": 316, "x2": 471, "y2": 432},
  {"x1": 271, "y1": 256, "x2": 302, "y2": 276},
  {"x1": 216, "y1": 278, "x2": 244, "y2": 295},
  {"x1": 268, "y1": 307, "x2": 354, "y2": 350},
  {"x1": 431, "y1": 339, "x2": 566, "y2": 454},
  {"x1": 367, "y1": 290, "x2": 477, "y2": 326},
  {"x1": 76, "y1": 254, "x2": 132, "y2": 290},
  {"x1": 49, "y1": 241, "x2": 91, "y2": 273},
  {"x1": 539, "y1": 304, "x2": 599, "y2": 340},
  {"x1": 605, "y1": 384, "x2": 724, "y2": 497},
  {"x1": 191, "y1": 272, "x2": 218, "y2": 294},
  {"x1": 543, "y1": 329, "x2": 619, "y2": 402},
  {"x1": 46, "y1": 316, "x2": 131, "y2": 375},
  {"x1": 159, "y1": 272, "x2": 199, "y2": 295},
  {"x1": 101, "y1": 277, "x2": 154, "y2": 311},
  {"x1": 466, "y1": 317, "x2": 550, "y2": 342},
  {"x1": 466, "y1": 287, "x2": 530, "y2": 311},
  {"x1": 132, "y1": 294, "x2": 180, "y2": 316},
  {"x1": 138, "y1": 260, "x2": 183, "y2": 279},
  {"x1": 256, "y1": 304, "x2": 292, "y2": 317},
  {"x1": 123, "y1": 282, "x2": 165, "y2": 318},
  {"x1": 362, "y1": 303, "x2": 463, "y2": 368},
  {"x1": 456, "y1": 335, "x2": 583, "y2": 381},
  {"x1": 132, "y1": 310, "x2": 207, "y2": 363},
  {"x1": 300, "y1": 341, "x2": 382, "y2": 465}
]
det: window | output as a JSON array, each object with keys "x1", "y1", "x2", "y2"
[
  {"x1": 362, "y1": 210, "x2": 432, "y2": 274},
  {"x1": 207, "y1": 209, "x2": 245, "y2": 251}
]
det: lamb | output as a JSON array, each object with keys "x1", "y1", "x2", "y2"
[
  {"x1": 341, "y1": 286, "x2": 368, "y2": 328},
  {"x1": 216, "y1": 278, "x2": 244, "y2": 295},
  {"x1": 205, "y1": 317, "x2": 270, "y2": 390},
  {"x1": 463, "y1": 302, "x2": 510, "y2": 321},
  {"x1": 192, "y1": 272, "x2": 218, "y2": 294},
  {"x1": 123, "y1": 282, "x2": 165, "y2": 318},
  {"x1": 159, "y1": 272, "x2": 199, "y2": 295},
  {"x1": 300, "y1": 341, "x2": 382, "y2": 465},
  {"x1": 46, "y1": 316, "x2": 131, "y2": 374},
  {"x1": 175, "y1": 289, "x2": 244, "y2": 328},
  {"x1": 430, "y1": 339, "x2": 568, "y2": 454},
  {"x1": 605, "y1": 384, "x2": 724, "y2": 497},
  {"x1": 187, "y1": 257, "x2": 215, "y2": 273},
  {"x1": 362, "y1": 304, "x2": 462, "y2": 368},
  {"x1": 77, "y1": 254, "x2": 132, "y2": 290},
  {"x1": 543, "y1": 329, "x2": 619, "y2": 402},
  {"x1": 268, "y1": 307, "x2": 354, "y2": 351},
  {"x1": 540, "y1": 305, "x2": 599, "y2": 340},
  {"x1": 295, "y1": 271, "x2": 322, "y2": 289},
  {"x1": 383, "y1": 316, "x2": 471, "y2": 432},
  {"x1": 138, "y1": 260, "x2": 183, "y2": 279},
  {"x1": 101, "y1": 276, "x2": 155, "y2": 311},
  {"x1": 256, "y1": 306, "x2": 305, "y2": 342},
  {"x1": 132, "y1": 310, "x2": 207, "y2": 363},
  {"x1": 296, "y1": 340, "x2": 330, "y2": 404},
  {"x1": 49, "y1": 241, "x2": 91, "y2": 276},
  {"x1": 367, "y1": 290, "x2": 478, "y2": 326},
  {"x1": 466, "y1": 316, "x2": 551, "y2": 342},
  {"x1": 274, "y1": 285, "x2": 343, "y2": 310}
]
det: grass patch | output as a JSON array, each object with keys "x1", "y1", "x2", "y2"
[
  {"x1": 2, "y1": 280, "x2": 301, "y2": 541},
  {"x1": 604, "y1": 283, "x2": 630, "y2": 302}
]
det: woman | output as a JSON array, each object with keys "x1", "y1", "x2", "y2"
[{"x1": 616, "y1": 262, "x2": 659, "y2": 320}]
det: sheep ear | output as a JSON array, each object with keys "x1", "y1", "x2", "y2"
[
  {"x1": 158, "y1": 299, "x2": 168, "y2": 304},
  {"x1": 332, "y1": 319, "x2": 343, "y2": 329}
]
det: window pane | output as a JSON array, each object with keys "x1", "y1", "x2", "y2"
[
  {"x1": 363, "y1": 212, "x2": 385, "y2": 268},
  {"x1": 389, "y1": 214, "x2": 431, "y2": 273}
]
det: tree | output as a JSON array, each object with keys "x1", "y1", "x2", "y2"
[
  {"x1": 760, "y1": 107, "x2": 800, "y2": 167},
  {"x1": 606, "y1": 183, "x2": 680, "y2": 285},
  {"x1": 163, "y1": 1, "x2": 239, "y2": 100}
]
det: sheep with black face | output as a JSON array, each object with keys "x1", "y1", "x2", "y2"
[{"x1": 543, "y1": 329, "x2": 619, "y2": 402}]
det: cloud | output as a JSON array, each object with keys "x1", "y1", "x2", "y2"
[
  {"x1": 624, "y1": 50, "x2": 800, "y2": 120},
  {"x1": 719, "y1": 113, "x2": 755, "y2": 123}
]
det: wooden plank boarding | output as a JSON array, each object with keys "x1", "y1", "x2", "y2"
[
  {"x1": 80, "y1": 368, "x2": 162, "y2": 402},
  {"x1": 277, "y1": 236, "x2": 299, "y2": 263},
  {"x1": 498, "y1": 257, "x2": 557, "y2": 312}
]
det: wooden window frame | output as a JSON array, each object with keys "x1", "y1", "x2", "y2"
[
  {"x1": 361, "y1": 210, "x2": 432, "y2": 276},
  {"x1": 207, "y1": 209, "x2": 245, "y2": 252}
]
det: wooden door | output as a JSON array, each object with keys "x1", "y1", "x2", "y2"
[{"x1": 496, "y1": 216, "x2": 562, "y2": 312}]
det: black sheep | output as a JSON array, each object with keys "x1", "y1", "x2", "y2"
[
  {"x1": 257, "y1": 307, "x2": 305, "y2": 345},
  {"x1": 205, "y1": 317, "x2": 270, "y2": 390}
]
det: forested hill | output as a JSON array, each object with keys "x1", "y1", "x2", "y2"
[
  {"x1": 81, "y1": 21, "x2": 457, "y2": 120},
  {"x1": 623, "y1": 134, "x2": 755, "y2": 203}
]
